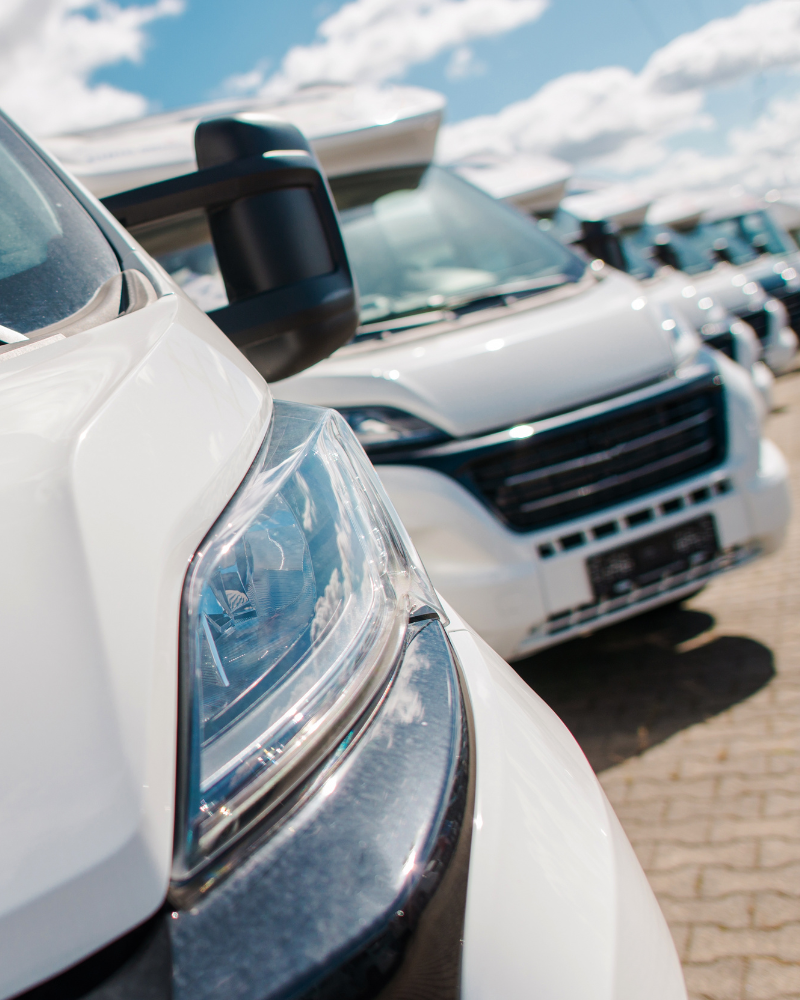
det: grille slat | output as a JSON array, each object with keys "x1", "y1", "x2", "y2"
[
  {"x1": 775, "y1": 289, "x2": 800, "y2": 331},
  {"x1": 738, "y1": 309, "x2": 768, "y2": 341},
  {"x1": 504, "y1": 408, "x2": 713, "y2": 489},
  {"x1": 703, "y1": 330, "x2": 736, "y2": 359},
  {"x1": 517, "y1": 439, "x2": 715, "y2": 515},
  {"x1": 459, "y1": 379, "x2": 726, "y2": 532}
]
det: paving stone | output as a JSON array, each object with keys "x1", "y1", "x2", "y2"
[
  {"x1": 701, "y1": 864, "x2": 800, "y2": 898},
  {"x1": 652, "y1": 839, "x2": 759, "y2": 872},
  {"x1": 684, "y1": 957, "x2": 745, "y2": 1000},
  {"x1": 659, "y1": 893, "x2": 752, "y2": 929},
  {"x1": 745, "y1": 958, "x2": 800, "y2": 998},
  {"x1": 755, "y1": 894, "x2": 800, "y2": 930},
  {"x1": 515, "y1": 368, "x2": 800, "y2": 997},
  {"x1": 689, "y1": 925, "x2": 800, "y2": 964}
]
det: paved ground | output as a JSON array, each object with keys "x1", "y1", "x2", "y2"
[{"x1": 514, "y1": 367, "x2": 800, "y2": 1000}]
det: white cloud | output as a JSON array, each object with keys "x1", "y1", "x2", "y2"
[
  {"x1": 229, "y1": 0, "x2": 547, "y2": 97},
  {"x1": 642, "y1": 0, "x2": 800, "y2": 95},
  {"x1": 438, "y1": 0, "x2": 800, "y2": 192},
  {"x1": 438, "y1": 65, "x2": 705, "y2": 165},
  {"x1": 637, "y1": 90, "x2": 800, "y2": 197},
  {"x1": 445, "y1": 45, "x2": 486, "y2": 80},
  {"x1": 0, "y1": 0, "x2": 183, "y2": 137}
]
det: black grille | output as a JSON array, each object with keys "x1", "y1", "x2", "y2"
[
  {"x1": 775, "y1": 289, "x2": 800, "y2": 331},
  {"x1": 739, "y1": 309, "x2": 768, "y2": 341},
  {"x1": 704, "y1": 330, "x2": 736, "y2": 360},
  {"x1": 456, "y1": 379, "x2": 726, "y2": 532}
]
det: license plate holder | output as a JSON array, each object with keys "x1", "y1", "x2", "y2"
[{"x1": 587, "y1": 514, "x2": 719, "y2": 601}]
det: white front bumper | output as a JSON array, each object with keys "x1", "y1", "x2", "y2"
[
  {"x1": 381, "y1": 437, "x2": 790, "y2": 661},
  {"x1": 450, "y1": 609, "x2": 686, "y2": 1000}
]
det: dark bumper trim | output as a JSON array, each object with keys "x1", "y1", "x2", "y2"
[{"x1": 15, "y1": 620, "x2": 474, "y2": 1000}]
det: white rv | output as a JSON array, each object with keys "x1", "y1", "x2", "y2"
[
  {"x1": 553, "y1": 189, "x2": 776, "y2": 405},
  {"x1": 0, "y1": 102, "x2": 690, "y2": 1000},
  {"x1": 53, "y1": 87, "x2": 791, "y2": 665},
  {"x1": 462, "y1": 164, "x2": 788, "y2": 389},
  {"x1": 646, "y1": 192, "x2": 800, "y2": 373}
]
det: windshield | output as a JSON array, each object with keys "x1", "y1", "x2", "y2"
[
  {"x1": 630, "y1": 224, "x2": 718, "y2": 275},
  {"x1": 331, "y1": 166, "x2": 585, "y2": 325},
  {"x1": 618, "y1": 227, "x2": 659, "y2": 279},
  {"x1": 684, "y1": 211, "x2": 797, "y2": 265},
  {"x1": 0, "y1": 116, "x2": 119, "y2": 336}
]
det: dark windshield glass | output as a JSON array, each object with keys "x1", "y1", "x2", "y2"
[
  {"x1": 642, "y1": 225, "x2": 717, "y2": 275},
  {"x1": 0, "y1": 117, "x2": 119, "y2": 336},
  {"x1": 618, "y1": 227, "x2": 659, "y2": 279},
  {"x1": 332, "y1": 166, "x2": 585, "y2": 324},
  {"x1": 669, "y1": 212, "x2": 796, "y2": 268},
  {"x1": 683, "y1": 220, "x2": 759, "y2": 266},
  {"x1": 723, "y1": 211, "x2": 795, "y2": 257}
]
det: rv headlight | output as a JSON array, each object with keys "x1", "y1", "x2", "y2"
[
  {"x1": 659, "y1": 303, "x2": 700, "y2": 368},
  {"x1": 174, "y1": 400, "x2": 444, "y2": 883},
  {"x1": 337, "y1": 406, "x2": 447, "y2": 452}
]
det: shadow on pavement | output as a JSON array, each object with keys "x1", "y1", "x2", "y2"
[{"x1": 512, "y1": 603, "x2": 775, "y2": 773}]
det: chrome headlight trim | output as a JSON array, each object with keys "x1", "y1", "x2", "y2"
[{"x1": 173, "y1": 400, "x2": 444, "y2": 884}]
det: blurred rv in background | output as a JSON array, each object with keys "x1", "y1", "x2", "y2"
[
  {"x1": 467, "y1": 158, "x2": 793, "y2": 387},
  {"x1": 644, "y1": 193, "x2": 800, "y2": 373},
  {"x1": 48, "y1": 85, "x2": 791, "y2": 661},
  {"x1": 561, "y1": 190, "x2": 778, "y2": 403}
]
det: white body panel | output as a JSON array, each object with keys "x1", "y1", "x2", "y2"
[
  {"x1": 0, "y1": 294, "x2": 269, "y2": 997},
  {"x1": 449, "y1": 608, "x2": 686, "y2": 1000},
  {"x1": 277, "y1": 268, "x2": 675, "y2": 436},
  {"x1": 639, "y1": 264, "x2": 780, "y2": 401}
]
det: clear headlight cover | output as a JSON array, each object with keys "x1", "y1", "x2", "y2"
[{"x1": 175, "y1": 400, "x2": 444, "y2": 881}]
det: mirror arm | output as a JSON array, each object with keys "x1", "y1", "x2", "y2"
[
  {"x1": 102, "y1": 145, "x2": 358, "y2": 382},
  {"x1": 103, "y1": 155, "x2": 322, "y2": 229}
]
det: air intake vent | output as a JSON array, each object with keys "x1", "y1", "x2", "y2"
[
  {"x1": 459, "y1": 378, "x2": 726, "y2": 532},
  {"x1": 738, "y1": 309, "x2": 768, "y2": 341},
  {"x1": 775, "y1": 289, "x2": 800, "y2": 331}
]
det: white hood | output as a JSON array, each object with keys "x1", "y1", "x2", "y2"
[{"x1": 275, "y1": 269, "x2": 676, "y2": 438}]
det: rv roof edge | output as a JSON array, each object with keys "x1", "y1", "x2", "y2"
[{"x1": 42, "y1": 84, "x2": 446, "y2": 199}]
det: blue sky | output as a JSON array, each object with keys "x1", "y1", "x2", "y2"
[
  {"x1": 9, "y1": 0, "x2": 800, "y2": 196},
  {"x1": 95, "y1": 0, "x2": 751, "y2": 124}
]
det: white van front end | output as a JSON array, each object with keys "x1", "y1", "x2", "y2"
[
  {"x1": 276, "y1": 257, "x2": 789, "y2": 661},
  {"x1": 0, "y1": 105, "x2": 689, "y2": 1000}
]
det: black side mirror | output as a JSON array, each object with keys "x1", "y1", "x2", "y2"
[
  {"x1": 579, "y1": 220, "x2": 627, "y2": 272},
  {"x1": 651, "y1": 238, "x2": 680, "y2": 270},
  {"x1": 102, "y1": 117, "x2": 358, "y2": 382},
  {"x1": 711, "y1": 238, "x2": 733, "y2": 264}
]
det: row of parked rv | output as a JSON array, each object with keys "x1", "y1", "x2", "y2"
[
  {"x1": 1, "y1": 79, "x2": 788, "y2": 1000},
  {"x1": 49, "y1": 82, "x2": 792, "y2": 662},
  {"x1": 0, "y1": 91, "x2": 696, "y2": 1000}
]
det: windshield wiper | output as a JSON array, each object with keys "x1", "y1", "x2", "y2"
[
  {"x1": 354, "y1": 308, "x2": 456, "y2": 340},
  {"x1": 444, "y1": 273, "x2": 571, "y2": 315},
  {"x1": 454, "y1": 273, "x2": 570, "y2": 303},
  {"x1": 353, "y1": 273, "x2": 573, "y2": 340}
]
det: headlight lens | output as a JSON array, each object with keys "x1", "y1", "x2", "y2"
[
  {"x1": 175, "y1": 400, "x2": 444, "y2": 881},
  {"x1": 658, "y1": 303, "x2": 701, "y2": 368},
  {"x1": 337, "y1": 406, "x2": 447, "y2": 452}
]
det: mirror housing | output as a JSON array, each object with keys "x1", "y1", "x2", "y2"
[
  {"x1": 651, "y1": 238, "x2": 681, "y2": 270},
  {"x1": 103, "y1": 117, "x2": 358, "y2": 381},
  {"x1": 578, "y1": 220, "x2": 627, "y2": 272}
]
